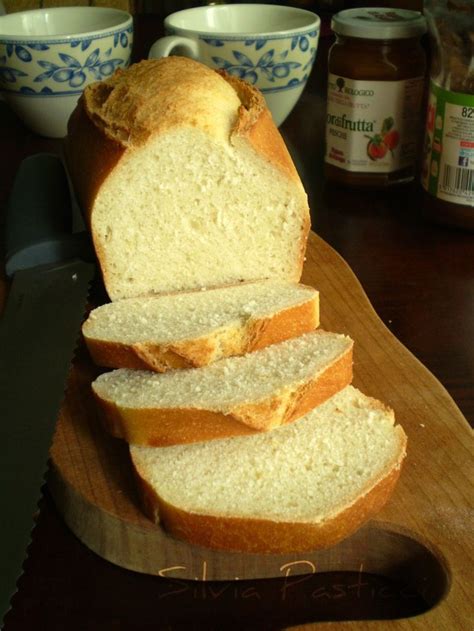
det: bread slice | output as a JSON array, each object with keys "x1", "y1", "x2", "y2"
[
  {"x1": 66, "y1": 57, "x2": 310, "y2": 301},
  {"x1": 92, "y1": 330, "x2": 353, "y2": 446},
  {"x1": 83, "y1": 281, "x2": 319, "y2": 372},
  {"x1": 130, "y1": 385, "x2": 407, "y2": 554}
]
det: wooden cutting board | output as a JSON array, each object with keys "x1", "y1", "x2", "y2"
[{"x1": 48, "y1": 231, "x2": 473, "y2": 629}]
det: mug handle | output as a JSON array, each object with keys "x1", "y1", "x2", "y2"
[{"x1": 148, "y1": 35, "x2": 199, "y2": 60}]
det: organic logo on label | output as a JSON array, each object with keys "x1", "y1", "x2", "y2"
[
  {"x1": 328, "y1": 77, "x2": 374, "y2": 97},
  {"x1": 346, "y1": 87, "x2": 375, "y2": 96}
]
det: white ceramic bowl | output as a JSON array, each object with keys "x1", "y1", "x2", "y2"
[{"x1": 0, "y1": 7, "x2": 133, "y2": 137}]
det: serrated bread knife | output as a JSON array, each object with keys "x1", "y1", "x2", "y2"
[{"x1": 0, "y1": 154, "x2": 94, "y2": 625}]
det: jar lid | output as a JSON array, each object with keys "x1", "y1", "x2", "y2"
[{"x1": 331, "y1": 8, "x2": 427, "y2": 40}]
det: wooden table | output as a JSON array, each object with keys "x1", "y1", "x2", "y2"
[{"x1": 1, "y1": 17, "x2": 473, "y2": 631}]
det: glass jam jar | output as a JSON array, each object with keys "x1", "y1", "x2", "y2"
[
  {"x1": 421, "y1": 0, "x2": 474, "y2": 230},
  {"x1": 324, "y1": 8, "x2": 427, "y2": 188}
]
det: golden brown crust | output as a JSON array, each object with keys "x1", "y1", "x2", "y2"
[
  {"x1": 97, "y1": 397, "x2": 259, "y2": 446},
  {"x1": 230, "y1": 350, "x2": 353, "y2": 430},
  {"x1": 75, "y1": 58, "x2": 242, "y2": 147},
  {"x1": 225, "y1": 72, "x2": 299, "y2": 183},
  {"x1": 93, "y1": 343, "x2": 353, "y2": 446},
  {"x1": 84, "y1": 296, "x2": 319, "y2": 372},
  {"x1": 85, "y1": 338, "x2": 191, "y2": 372},
  {"x1": 131, "y1": 450, "x2": 406, "y2": 554},
  {"x1": 65, "y1": 100, "x2": 125, "y2": 233}
]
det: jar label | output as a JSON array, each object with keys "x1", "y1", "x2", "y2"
[
  {"x1": 325, "y1": 74, "x2": 424, "y2": 173},
  {"x1": 421, "y1": 81, "x2": 474, "y2": 207}
]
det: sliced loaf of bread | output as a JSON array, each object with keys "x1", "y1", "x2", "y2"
[
  {"x1": 92, "y1": 330, "x2": 353, "y2": 446},
  {"x1": 66, "y1": 57, "x2": 310, "y2": 301},
  {"x1": 83, "y1": 281, "x2": 319, "y2": 372},
  {"x1": 130, "y1": 385, "x2": 407, "y2": 553}
]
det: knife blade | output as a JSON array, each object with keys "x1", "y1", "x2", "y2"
[{"x1": 0, "y1": 154, "x2": 95, "y2": 624}]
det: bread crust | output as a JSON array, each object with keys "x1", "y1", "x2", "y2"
[
  {"x1": 223, "y1": 71, "x2": 302, "y2": 185},
  {"x1": 84, "y1": 294, "x2": 319, "y2": 372},
  {"x1": 131, "y1": 433, "x2": 407, "y2": 554},
  {"x1": 223, "y1": 72, "x2": 310, "y2": 280},
  {"x1": 66, "y1": 101, "x2": 124, "y2": 236},
  {"x1": 65, "y1": 58, "x2": 310, "y2": 298},
  {"x1": 93, "y1": 346, "x2": 353, "y2": 446}
]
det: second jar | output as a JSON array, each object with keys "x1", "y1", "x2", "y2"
[{"x1": 325, "y1": 8, "x2": 427, "y2": 188}]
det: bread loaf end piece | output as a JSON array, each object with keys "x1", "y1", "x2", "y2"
[
  {"x1": 66, "y1": 57, "x2": 310, "y2": 301},
  {"x1": 130, "y1": 386, "x2": 407, "y2": 553}
]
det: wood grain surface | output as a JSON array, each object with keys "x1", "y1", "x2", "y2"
[{"x1": 48, "y1": 231, "x2": 474, "y2": 630}]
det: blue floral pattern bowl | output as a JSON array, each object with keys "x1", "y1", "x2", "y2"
[
  {"x1": 0, "y1": 7, "x2": 133, "y2": 137},
  {"x1": 149, "y1": 4, "x2": 320, "y2": 127},
  {"x1": 199, "y1": 32, "x2": 318, "y2": 93}
]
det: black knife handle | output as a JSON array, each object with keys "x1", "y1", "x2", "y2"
[{"x1": 5, "y1": 154, "x2": 92, "y2": 278}]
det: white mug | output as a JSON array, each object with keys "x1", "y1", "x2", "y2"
[
  {"x1": 149, "y1": 4, "x2": 320, "y2": 127},
  {"x1": 0, "y1": 7, "x2": 133, "y2": 137}
]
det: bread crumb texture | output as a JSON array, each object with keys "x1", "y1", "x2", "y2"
[
  {"x1": 131, "y1": 386, "x2": 406, "y2": 522},
  {"x1": 84, "y1": 280, "x2": 317, "y2": 344},
  {"x1": 93, "y1": 120, "x2": 307, "y2": 299}
]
